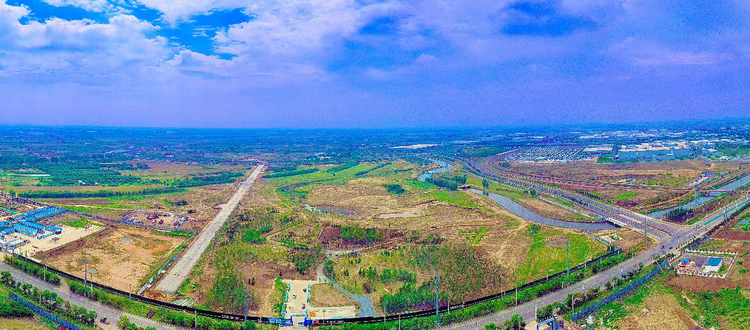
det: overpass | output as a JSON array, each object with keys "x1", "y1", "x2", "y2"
[{"x1": 460, "y1": 158, "x2": 680, "y2": 239}]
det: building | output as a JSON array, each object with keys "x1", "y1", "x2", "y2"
[
  {"x1": 704, "y1": 257, "x2": 723, "y2": 273},
  {"x1": 617, "y1": 142, "x2": 691, "y2": 161},
  {"x1": 13, "y1": 223, "x2": 39, "y2": 237}
]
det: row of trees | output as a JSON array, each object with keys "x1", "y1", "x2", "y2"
[
  {"x1": 4, "y1": 256, "x2": 60, "y2": 286},
  {"x1": 18, "y1": 186, "x2": 184, "y2": 199},
  {"x1": 426, "y1": 174, "x2": 466, "y2": 191},
  {"x1": 0, "y1": 271, "x2": 97, "y2": 326},
  {"x1": 484, "y1": 314, "x2": 524, "y2": 330}
]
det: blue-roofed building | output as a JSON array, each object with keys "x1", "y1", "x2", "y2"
[
  {"x1": 704, "y1": 257, "x2": 723, "y2": 273},
  {"x1": 13, "y1": 223, "x2": 39, "y2": 237}
]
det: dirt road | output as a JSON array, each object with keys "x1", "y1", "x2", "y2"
[{"x1": 153, "y1": 165, "x2": 265, "y2": 294}]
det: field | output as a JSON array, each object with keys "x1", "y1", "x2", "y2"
[
  {"x1": 0, "y1": 318, "x2": 54, "y2": 330},
  {"x1": 513, "y1": 228, "x2": 606, "y2": 283},
  {"x1": 310, "y1": 283, "x2": 358, "y2": 308},
  {"x1": 175, "y1": 159, "x2": 613, "y2": 317},
  {"x1": 37, "y1": 225, "x2": 187, "y2": 292}
]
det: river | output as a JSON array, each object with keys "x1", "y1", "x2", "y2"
[
  {"x1": 648, "y1": 173, "x2": 750, "y2": 218},
  {"x1": 468, "y1": 189, "x2": 618, "y2": 230}
]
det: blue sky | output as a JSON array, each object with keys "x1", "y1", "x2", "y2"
[{"x1": 0, "y1": 0, "x2": 749, "y2": 128}]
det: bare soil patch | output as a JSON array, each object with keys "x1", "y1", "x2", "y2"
[
  {"x1": 616, "y1": 293, "x2": 699, "y2": 330},
  {"x1": 310, "y1": 283, "x2": 358, "y2": 308},
  {"x1": 37, "y1": 225, "x2": 186, "y2": 292}
]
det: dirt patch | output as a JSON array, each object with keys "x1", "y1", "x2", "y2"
[
  {"x1": 37, "y1": 225, "x2": 186, "y2": 292},
  {"x1": 310, "y1": 283, "x2": 357, "y2": 308},
  {"x1": 667, "y1": 274, "x2": 746, "y2": 292},
  {"x1": 616, "y1": 293, "x2": 699, "y2": 330},
  {"x1": 715, "y1": 229, "x2": 750, "y2": 241}
]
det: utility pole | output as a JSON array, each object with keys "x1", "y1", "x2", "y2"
[
  {"x1": 84, "y1": 253, "x2": 88, "y2": 299},
  {"x1": 434, "y1": 268, "x2": 439, "y2": 327},
  {"x1": 566, "y1": 237, "x2": 570, "y2": 286},
  {"x1": 644, "y1": 222, "x2": 648, "y2": 249},
  {"x1": 244, "y1": 288, "x2": 248, "y2": 328}
]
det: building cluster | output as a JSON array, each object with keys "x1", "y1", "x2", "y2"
[
  {"x1": 503, "y1": 146, "x2": 585, "y2": 162},
  {"x1": 0, "y1": 206, "x2": 65, "y2": 251},
  {"x1": 616, "y1": 142, "x2": 692, "y2": 161}
]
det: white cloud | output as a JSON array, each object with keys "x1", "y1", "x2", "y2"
[
  {"x1": 0, "y1": 1, "x2": 171, "y2": 79},
  {"x1": 134, "y1": 0, "x2": 248, "y2": 24},
  {"x1": 42, "y1": 0, "x2": 111, "y2": 12}
]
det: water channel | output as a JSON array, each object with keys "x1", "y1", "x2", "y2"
[
  {"x1": 648, "y1": 173, "x2": 750, "y2": 218},
  {"x1": 421, "y1": 159, "x2": 617, "y2": 230}
]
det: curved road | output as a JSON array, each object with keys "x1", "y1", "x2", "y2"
[{"x1": 439, "y1": 174, "x2": 750, "y2": 329}]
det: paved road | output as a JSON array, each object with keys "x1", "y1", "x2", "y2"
[
  {"x1": 438, "y1": 190, "x2": 750, "y2": 330},
  {"x1": 0, "y1": 262, "x2": 186, "y2": 330},
  {"x1": 462, "y1": 158, "x2": 679, "y2": 238},
  {"x1": 154, "y1": 165, "x2": 265, "y2": 294}
]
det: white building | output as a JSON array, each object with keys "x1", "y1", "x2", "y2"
[{"x1": 703, "y1": 257, "x2": 723, "y2": 273}]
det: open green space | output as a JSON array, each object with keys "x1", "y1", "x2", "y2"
[{"x1": 514, "y1": 228, "x2": 607, "y2": 283}]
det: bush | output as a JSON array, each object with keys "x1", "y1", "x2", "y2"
[
  {"x1": 242, "y1": 225, "x2": 272, "y2": 243},
  {"x1": 383, "y1": 184, "x2": 406, "y2": 195},
  {"x1": 0, "y1": 299, "x2": 33, "y2": 318}
]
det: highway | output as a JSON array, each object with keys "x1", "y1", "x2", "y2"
[
  {"x1": 462, "y1": 158, "x2": 680, "y2": 238},
  {"x1": 438, "y1": 160, "x2": 750, "y2": 330},
  {"x1": 154, "y1": 165, "x2": 265, "y2": 294},
  {"x1": 0, "y1": 261, "x2": 186, "y2": 330}
]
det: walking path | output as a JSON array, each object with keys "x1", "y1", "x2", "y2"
[
  {"x1": 154, "y1": 165, "x2": 265, "y2": 294},
  {"x1": 316, "y1": 261, "x2": 378, "y2": 317}
]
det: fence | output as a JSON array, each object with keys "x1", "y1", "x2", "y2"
[
  {"x1": 585, "y1": 230, "x2": 612, "y2": 246},
  {"x1": 10, "y1": 246, "x2": 626, "y2": 326},
  {"x1": 9, "y1": 292, "x2": 86, "y2": 330},
  {"x1": 570, "y1": 258, "x2": 670, "y2": 322}
]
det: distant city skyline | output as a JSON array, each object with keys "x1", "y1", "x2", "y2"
[{"x1": 1, "y1": 0, "x2": 749, "y2": 128}]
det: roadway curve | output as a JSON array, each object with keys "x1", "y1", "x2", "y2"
[
  {"x1": 438, "y1": 161, "x2": 750, "y2": 329},
  {"x1": 461, "y1": 158, "x2": 680, "y2": 238},
  {"x1": 0, "y1": 261, "x2": 186, "y2": 330},
  {"x1": 154, "y1": 165, "x2": 266, "y2": 294}
]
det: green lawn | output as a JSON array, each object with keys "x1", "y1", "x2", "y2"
[
  {"x1": 62, "y1": 217, "x2": 93, "y2": 228},
  {"x1": 514, "y1": 229, "x2": 606, "y2": 283},
  {"x1": 615, "y1": 192, "x2": 639, "y2": 201}
]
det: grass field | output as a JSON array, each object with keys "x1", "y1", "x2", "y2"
[
  {"x1": 514, "y1": 228, "x2": 607, "y2": 283},
  {"x1": 0, "y1": 317, "x2": 54, "y2": 330}
]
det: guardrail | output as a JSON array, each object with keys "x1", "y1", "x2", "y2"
[{"x1": 9, "y1": 246, "x2": 624, "y2": 326}]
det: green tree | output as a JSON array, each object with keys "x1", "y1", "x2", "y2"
[{"x1": 482, "y1": 178, "x2": 489, "y2": 189}]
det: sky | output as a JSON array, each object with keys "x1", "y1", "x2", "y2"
[{"x1": 0, "y1": 0, "x2": 749, "y2": 128}]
